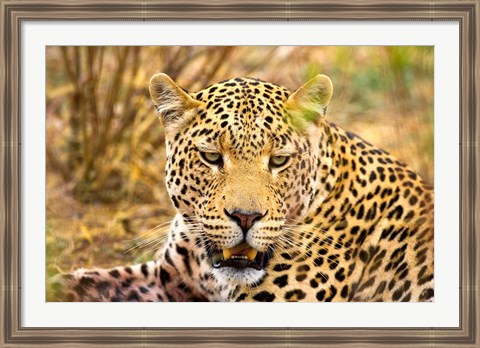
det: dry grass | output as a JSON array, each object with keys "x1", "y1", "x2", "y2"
[{"x1": 46, "y1": 46, "x2": 434, "y2": 278}]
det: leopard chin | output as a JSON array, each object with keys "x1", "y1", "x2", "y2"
[{"x1": 210, "y1": 266, "x2": 266, "y2": 287}]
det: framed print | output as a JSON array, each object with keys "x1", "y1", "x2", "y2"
[{"x1": 1, "y1": 1, "x2": 479, "y2": 347}]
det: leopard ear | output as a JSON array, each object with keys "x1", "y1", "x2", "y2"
[
  {"x1": 149, "y1": 73, "x2": 198, "y2": 126},
  {"x1": 285, "y1": 74, "x2": 333, "y2": 124}
]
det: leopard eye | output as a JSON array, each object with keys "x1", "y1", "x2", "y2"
[
  {"x1": 269, "y1": 155, "x2": 290, "y2": 169},
  {"x1": 200, "y1": 152, "x2": 223, "y2": 166}
]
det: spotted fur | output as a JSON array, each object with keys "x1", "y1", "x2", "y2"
[{"x1": 51, "y1": 73, "x2": 434, "y2": 302}]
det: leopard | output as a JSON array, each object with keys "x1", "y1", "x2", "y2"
[{"x1": 50, "y1": 72, "x2": 434, "y2": 302}]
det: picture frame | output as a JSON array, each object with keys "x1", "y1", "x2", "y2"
[{"x1": 1, "y1": 0, "x2": 478, "y2": 347}]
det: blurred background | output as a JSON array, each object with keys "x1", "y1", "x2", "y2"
[{"x1": 46, "y1": 46, "x2": 434, "y2": 280}]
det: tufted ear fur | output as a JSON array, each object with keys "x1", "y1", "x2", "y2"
[
  {"x1": 149, "y1": 73, "x2": 199, "y2": 127},
  {"x1": 285, "y1": 74, "x2": 333, "y2": 124}
]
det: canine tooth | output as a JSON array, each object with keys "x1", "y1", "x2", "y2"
[
  {"x1": 246, "y1": 248, "x2": 258, "y2": 261},
  {"x1": 223, "y1": 249, "x2": 233, "y2": 260}
]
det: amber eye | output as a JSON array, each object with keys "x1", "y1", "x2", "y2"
[
  {"x1": 269, "y1": 155, "x2": 290, "y2": 169},
  {"x1": 200, "y1": 152, "x2": 223, "y2": 166}
]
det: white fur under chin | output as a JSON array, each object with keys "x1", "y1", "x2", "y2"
[{"x1": 211, "y1": 267, "x2": 266, "y2": 287}]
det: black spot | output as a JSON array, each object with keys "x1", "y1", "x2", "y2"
[
  {"x1": 335, "y1": 220, "x2": 348, "y2": 231},
  {"x1": 180, "y1": 185, "x2": 188, "y2": 195},
  {"x1": 313, "y1": 257, "x2": 324, "y2": 266},
  {"x1": 388, "y1": 279, "x2": 396, "y2": 291},
  {"x1": 335, "y1": 268, "x2": 346, "y2": 282},
  {"x1": 79, "y1": 277, "x2": 95, "y2": 288},
  {"x1": 325, "y1": 286, "x2": 338, "y2": 302},
  {"x1": 327, "y1": 255, "x2": 339, "y2": 270},
  {"x1": 355, "y1": 230, "x2": 367, "y2": 244},
  {"x1": 139, "y1": 286, "x2": 150, "y2": 294},
  {"x1": 374, "y1": 281, "x2": 386, "y2": 296},
  {"x1": 316, "y1": 289, "x2": 326, "y2": 301},
  {"x1": 350, "y1": 226, "x2": 360, "y2": 235},
  {"x1": 159, "y1": 268, "x2": 171, "y2": 286},
  {"x1": 297, "y1": 264, "x2": 310, "y2": 272},
  {"x1": 127, "y1": 291, "x2": 140, "y2": 301},
  {"x1": 359, "y1": 250, "x2": 369, "y2": 263},
  {"x1": 108, "y1": 269, "x2": 121, "y2": 278},
  {"x1": 392, "y1": 288, "x2": 403, "y2": 301},
  {"x1": 281, "y1": 252, "x2": 296, "y2": 260},
  {"x1": 296, "y1": 274, "x2": 307, "y2": 282},
  {"x1": 388, "y1": 205, "x2": 404, "y2": 220},
  {"x1": 121, "y1": 278, "x2": 133, "y2": 288},
  {"x1": 341, "y1": 285, "x2": 349, "y2": 299},
  {"x1": 318, "y1": 248, "x2": 328, "y2": 255},
  {"x1": 418, "y1": 273, "x2": 434, "y2": 286},
  {"x1": 273, "y1": 274, "x2": 288, "y2": 288},
  {"x1": 253, "y1": 291, "x2": 276, "y2": 302},
  {"x1": 171, "y1": 196, "x2": 180, "y2": 208},
  {"x1": 399, "y1": 269, "x2": 409, "y2": 280},
  {"x1": 176, "y1": 245, "x2": 189, "y2": 256},
  {"x1": 324, "y1": 206, "x2": 335, "y2": 218},
  {"x1": 357, "y1": 205, "x2": 365, "y2": 219},
  {"x1": 141, "y1": 264, "x2": 149, "y2": 278},
  {"x1": 316, "y1": 272, "x2": 329, "y2": 283},
  {"x1": 236, "y1": 293, "x2": 248, "y2": 301},
  {"x1": 398, "y1": 230, "x2": 409, "y2": 242},
  {"x1": 273, "y1": 263, "x2": 292, "y2": 271},
  {"x1": 348, "y1": 262, "x2": 356, "y2": 276},
  {"x1": 285, "y1": 289, "x2": 306, "y2": 301},
  {"x1": 419, "y1": 288, "x2": 434, "y2": 301}
]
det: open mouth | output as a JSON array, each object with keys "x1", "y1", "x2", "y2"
[{"x1": 210, "y1": 242, "x2": 270, "y2": 270}]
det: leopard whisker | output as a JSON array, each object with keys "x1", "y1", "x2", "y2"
[
  {"x1": 128, "y1": 220, "x2": 174, "y2": 242},
  {"x1": 281, "y1": 226, "x2": 347, "y2": 248}
]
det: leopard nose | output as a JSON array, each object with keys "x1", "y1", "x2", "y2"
[{"x1": 224, "y1": 209, "x2": 267, "y2": 236}]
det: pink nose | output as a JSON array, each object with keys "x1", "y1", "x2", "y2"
[{"x1": 224, "y1": 209, "x2": 266, "y2": 236}]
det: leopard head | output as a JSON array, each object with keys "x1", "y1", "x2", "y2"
[{"x1": 149, "y1": 73, "x2": 333, "y2": 286}]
